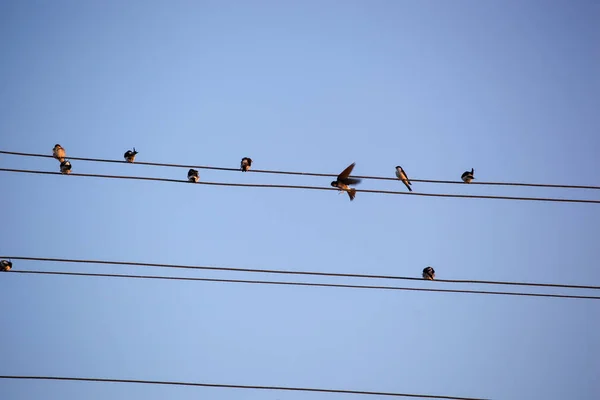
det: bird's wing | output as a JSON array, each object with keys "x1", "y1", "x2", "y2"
[
  {"x1": 337, "y1": 163, "x2": 356, "y2": 180},
  {"x1": 402, "y1": 169, "x2": 411, "y2": 183},
  {"x1": 341, "y1": 177, "x2": 361, "y2": 185}
]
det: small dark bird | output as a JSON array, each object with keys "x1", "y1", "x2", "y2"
[
  {"x1": 53, "y1": 144, "x2": 66, "y2": 162},
  {"x1": 240, "y1": 157, "x2": 252, "y2": 172},
  {"x1": 395, "y1": 166, "x2": 412, "y2": 191},
  {"x1": 0, "y1": 260, "x2": 12, "y2": 272},
  {"x1": 187, "y1": 168, "x2": 199, "y2": 183},
  {"x1": 461, "y1": 168, "x2": 475, "y2": 183},
  {"x1": 330, "y1": 162, "x2": 361, "y2": 201},
  {"x1": 124, "y1": 148, "x2": 138, "y2": 163},
  {"x1": 422, "y1": 266, "x2": 435, "y2": 280},
  {"x1": 60, "y1": 160, "x2": 72, "y2": 174}
]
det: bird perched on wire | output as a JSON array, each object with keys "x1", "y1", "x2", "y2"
[
  {"x1": 124, "y1": 148, "x2": 138, "y2": 163},
  {"x1": 53, "y1": 144, "x2": 66, "y2": 162},
  {"x1": 422, "y1": 266, "x2": 435, "y2": 280},
  {"x1": 461, "y1": 168, "x2": 475, "y2": 183},
  {"x1": 240, "y1": 157, "x2": 252, "y2": 172},
  {"x1": 60, "y1": 160, "x2": 72, "y2": 174},
  {"x1": 187, "y1": 168, "x2": 199, "y2": 183},
  {"x1": 395, "y1": 166, "x2": 412, "y2": 191},
  {"x1": 330, "y1": 162, "x2": 361, "y2": 201},
  {"x1": 0, "y1": 260, "x2": 12, "y2": 272}
]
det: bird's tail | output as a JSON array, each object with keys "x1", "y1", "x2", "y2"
[
  {"x1": 348, "y1": 188, "x2": 357, "y2": 201},
  {"x1": 404, "y1": 181, "x2": 413, "y2": 192}
]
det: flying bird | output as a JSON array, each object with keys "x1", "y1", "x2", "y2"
[
  {"x1": 187, "y1": 168, "x2": 199, "y2": 183},
  {"x1": 124, "y1": 148, "x2": 138, "y2": 163},
  {"x1": 240, "y1": 157, "x2": 252, "y2": 172},
  {"x1": 53, "y1": 144, "x2": 66, "y2": 162},
  {"x1": 60, "y1": 160, "x2": 72, "y2": 174},
  {"x1": 461, "y1": 168, "x2": 475, "y2": 183},
  {"x1": 330, "y1": 162, "x2": 361, "y2": 201},
  {"x1": 395, "y1": 166, "x2": 412, "y2": 191},
  {"x1": 422, "y1": 266, "x2": 435, "y2": 280},
  {"x1": 0, "y1": 260, "x2": 12, "y2": 272}
]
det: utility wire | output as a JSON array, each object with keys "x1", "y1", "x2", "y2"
[
  {"x1": 0, "y1": 376, "x2": 488, "y2": 400},
  {"x1": 2, "y1": 150, "x2": 599, "y2": 190},
  {"x1": 1, "y1": 168, "x2": 599, "y2": 204},
  {"x1": 4, "y1": 256, "x2": 599, "y2": 291},
  {"x1": 7, "y1": 270, "x2": 600, "y2": 300}
]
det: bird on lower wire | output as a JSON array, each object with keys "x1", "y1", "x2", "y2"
[
  {"x1": 395, "y1": 166, "x2": 412, "y2": 191},
  {"x1": 187, "y1": 168, "x2": 199, "y2": 183},
  {"x1": 60, "y1": 160, "x2": 72, "y2": 174},
  {"x1": 0, "y1": 260, "x2": 12, "y2": 271},
  {"x1": 330, "y1": 162, "x2": 361, "y2": 201}
]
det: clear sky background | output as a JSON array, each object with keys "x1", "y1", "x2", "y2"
[{"x1": 1, "y1": 1, "x2": 599, "y2": 399}]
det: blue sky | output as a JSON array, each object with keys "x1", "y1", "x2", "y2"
[{"x1": 1, "y1": 1, "x2": 599, "y2": 399}]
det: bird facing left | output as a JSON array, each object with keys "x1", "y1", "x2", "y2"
[
  {"x1": 53, "y1": 144, "x2": 66, "y2": 162},
  {"x1": 330, "y1": 162, "x2": 361, "y2": 201}
]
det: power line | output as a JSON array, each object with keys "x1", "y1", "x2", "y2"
[
  {"x1": 4, "y1": 256, "x2": 599, "y2": 291},
  {"x1": 2, "y1": 150, "x2": 599, "y2": 190},
  {"x1": 2, "y1": 168, "x2": 599, "y2": 204},
  {"x1": 7, "y1": 270, "x2": 600, "y2": 300},
  {"x1": 0, "y1": 376, "x2": 488, "y2": 399}
]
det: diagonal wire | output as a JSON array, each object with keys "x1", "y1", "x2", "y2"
[
  {"x1": 3, "y1": 256, "x2": 599, "y2": 291},
  {"x1": 0, "y1": 375, "x2": 489, "y2": 399},
  {"x1": 7, "y1": 270, "x2": 600, "y2": 300},
  {"x1": 1, "y1": 168, "x2": 599, "y2": 204},
  {"x1": 2, "y1": 150, "x2": 599, "y2": 190}
]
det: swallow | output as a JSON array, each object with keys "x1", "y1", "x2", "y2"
[
  {"x1": 53, "y1": 144, "x2": 66, "y2": 162},
  {"x1": 330, "y1": 162, "x2": 361, "y2": 201},
  {"x1": 0, "y1": 260, "x2": 12, "y2": 271},
  {"x1": 422, "y1": 266, "x2": 435, "y2": 280},
  {"x1": 188, "y1": 168, "x2": 199, "y2": 183},
  {"x1": 124, "y1": 148, "x2": 138, "y2": 163},
  {"x1": 461, "y1": 168, "x2": 475, "y2": 183},
  {"x1": 240, "y1": 157, "x2": 252, "y2": 172},
  {"x1": 395, "y1": 166, "x2": 412, "y2": 191},
  {"x1": 60, "y1": 160, "x2": 72, "y2": 174}
]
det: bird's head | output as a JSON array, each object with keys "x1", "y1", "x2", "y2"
[{"x1": 330, "y1": 181, "x2": 338, "y2": 188}]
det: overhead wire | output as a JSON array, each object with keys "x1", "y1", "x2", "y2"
[
  {"x1": 4, "y1": 256, "x2": 599, "y2": 291},
  {"x1": 1, "y1": 168, "x2": 599, "y2": 204},
  {"x1": 6, "y1": 270, "x2": 600, "y2": 300},
  {"x1": 0, "y1": 375, "x2": 488, "y2": 400},
  {"x1": 2, "y1": 150, "x2": 599, "y2": 190}
]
